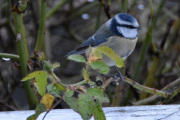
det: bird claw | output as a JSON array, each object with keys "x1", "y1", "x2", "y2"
[{"x1": 106, "y1": 74, "x2": 123, "y2": 86}]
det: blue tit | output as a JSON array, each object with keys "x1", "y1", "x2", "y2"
[{"x1": 66, "y1": 13, "x2": 141, "y2": 82}]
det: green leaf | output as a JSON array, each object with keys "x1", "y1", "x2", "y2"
[
  {"x1": 27, "y1": 103, "x2": 46, "y2": 120},
  {"x1": 68, "y1": 55, "x2": 86, "y2": 63},
  {"x1": 96, "y1": 46, "x2": 124, "y2": 68},
  {"x1": 64, "y1": 89, "x2": 107, "y2": 120},
  {"x1": 94, "y1": 49, "x2": 102, "y2": 59},
  {"x1": 65, "y1": 90, "x2": 74, "y2": 98},
  {"x1": 47, "y1": 83, "x2": 65, "y2": 97},
  {"x1": 21, "y1": 71, "x2": 48, "y2": 96},
  {"x1": 86, "y1": 88, "x2": 109, "y2": 103},
  {"x1": 90, "y1": 61, "x2": 110, "y2": 74},
  {"x1": 54, "y1": 83, "x2": 66, "y2": 91},
  {"x1": 27, "y1": 114, "x2": 38, "y2": 120},
  {"x1": 82, "y1": 67, "x2": 86, "y2": 80},
  {"x1": 93, "y1": 100, "x2": 105, "y2": 120},
  {"x1": 63, "y1": 90, "x2": 78, "y2": 112},
  {"x1": 78, "y1": 94, "x2": 94, "y2": 120},
  {"x1": 35, "y1": 103, "x2": 47, "y2": 114}
]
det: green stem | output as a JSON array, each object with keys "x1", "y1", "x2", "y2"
[
  {"x1": 153, "y1": 0, "x2": 167, "y2": 27},
  {"x1": 170, "y1": 86, "x2": 180, "y2": 99},
  {"x1": 50, "y1": 71, "x2": 61, "y2": 83},
  {"x1": 35, "y1": 0, "x2": 47, "y2": 51},
  {"x1": 134, "y1": 77, "x2": 180, "y2": 105},
  {"x1": 46, "y1": 0, "x2": 67, "y2": 18},
  {"x1": 121, "y1": 0, "x2": 128, "y2": 13},
  {"x1": 75, "y1": 80, "x2": 88, "y2": 86},
  {"x1": 176, "y1": 62, "x2": 180, "y2": 77},
  {"x1": 140, "y1": 56, "x2": 159, "y2": 99},
  {"x1": 85, "y1": 62, "x2": 90, "y2": 82},
  {"x1": 7, "y1": 0, "x2": 16, "y2": 38},
  {"x1": 95, "y1": 3, "x2": 102, "y2": 30},
  {"x1": 124, "y1": 77, "x2": 170, "y2": 98},
  {"x1": 0, "y1": 53, "x2": 19, "y2": 60},
  {"x1": 12, "y1": 1, "x2": 38, "y2": 109},
  {"x1": 149, "y1": 0, "x2": 154, "y2": 17}
]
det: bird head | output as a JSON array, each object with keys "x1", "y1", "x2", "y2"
[{"x1": 106, "y1": 13, "x2": 141, "y2": 39}]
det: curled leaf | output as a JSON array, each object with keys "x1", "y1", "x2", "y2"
[{"x1": 68, "y1": 55, "x2": 86, "y2": 63}]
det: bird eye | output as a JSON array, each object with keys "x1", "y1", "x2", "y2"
[{"x1": 119, "y1": 25, "x2": 136, "y2": 29}]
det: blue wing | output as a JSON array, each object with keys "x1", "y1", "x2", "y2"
[{"x1": 66, "y1": 24, "x2": 113, "y2": 56}]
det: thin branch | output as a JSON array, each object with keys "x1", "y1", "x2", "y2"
[
  {"x1": 98, "y1": 0, "x2": 111, "y2": 19},
  {"x1": 160, "y1": 20, "x2": 174, "y2": 50},
  {"x1": 35, "y1": 0, "x2": 47, "y2": 51},
  {"x1": 134, "y1": 77, "x2": 180, "y2": 105},
  {"x1": 46, "y1": 0, "x2": 67, "y2": 19},
  {"x1": 95, "y1": 3, "x2": 102, "y2": 30},
  {"x1": 175, "y1": 62, "x2": 180, "y2": 77},
  {"x1": 124, "y1": 77, "x2": 170, "y2": 98},
  {"x1": 0, "y1": 53, "x2": 19, "y2": 60}
]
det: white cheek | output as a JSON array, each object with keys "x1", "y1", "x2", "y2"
[{"x1": 117, "y1": 26, "x2": 138, "y2": 39}]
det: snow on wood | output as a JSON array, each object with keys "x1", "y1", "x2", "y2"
[{"x1": 0, "y1": 105, "x2": 179, "y2": 120}]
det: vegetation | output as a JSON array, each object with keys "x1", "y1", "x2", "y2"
[{"x1": 0, "y1": 0, "x2": 179, "y2": 120}]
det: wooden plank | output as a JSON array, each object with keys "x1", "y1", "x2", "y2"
[{"x1": 0, "y1": 105, "x2": 180, "y2": 120}]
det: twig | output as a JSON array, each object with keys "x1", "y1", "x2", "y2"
[
  {"x1": 124, "y1": 77, "x2": 170, "y2": 98},
  {"x1": 175, "y1": 62, "x2": 180, "y2": 77},
  {"x1": 134, "y1": 77, "x2": 180, "y2": 105},
  {"x1": 50, "y1": 71, "x2": 61, "y2": 83},
  {"x1": 0, "y1": 101, "x2": 17, "y2": 111},
  {"x1": 46, "y1": 0, "x2": 67, "y2": 18},
  {"x1": 95, "y1": 3, "x2": 102, "y2": 30},
  {"x1": 98, "y1": 0, "x2": 111, "y2": 19},
  {"x1": 69, "y1": 86, "x2": 85, "y2": 94},
  {"x1": 0, "y1": 53, "x2": 19, "y2": 60},
  {"x1": 35, "y1": 0, "x2": 47, "y2": 51},
  {"x1": 101, "y1": 77, "x2": 113, "y2": 90},
  {"x1": 160, "y1": 20, "x2": 174, "y2": 50}
]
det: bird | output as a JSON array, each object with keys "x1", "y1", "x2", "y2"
[{"x1": 65, "y1": 13, "x2": 141, "y2": 83}]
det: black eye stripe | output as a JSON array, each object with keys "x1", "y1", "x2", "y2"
[{"x1": 118, "y1": 24, "x2": 137, "y2": 29}]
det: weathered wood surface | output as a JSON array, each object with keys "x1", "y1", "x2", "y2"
[{"x1": 0, "y1": 105, "x2": 180, "y2": 120}]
